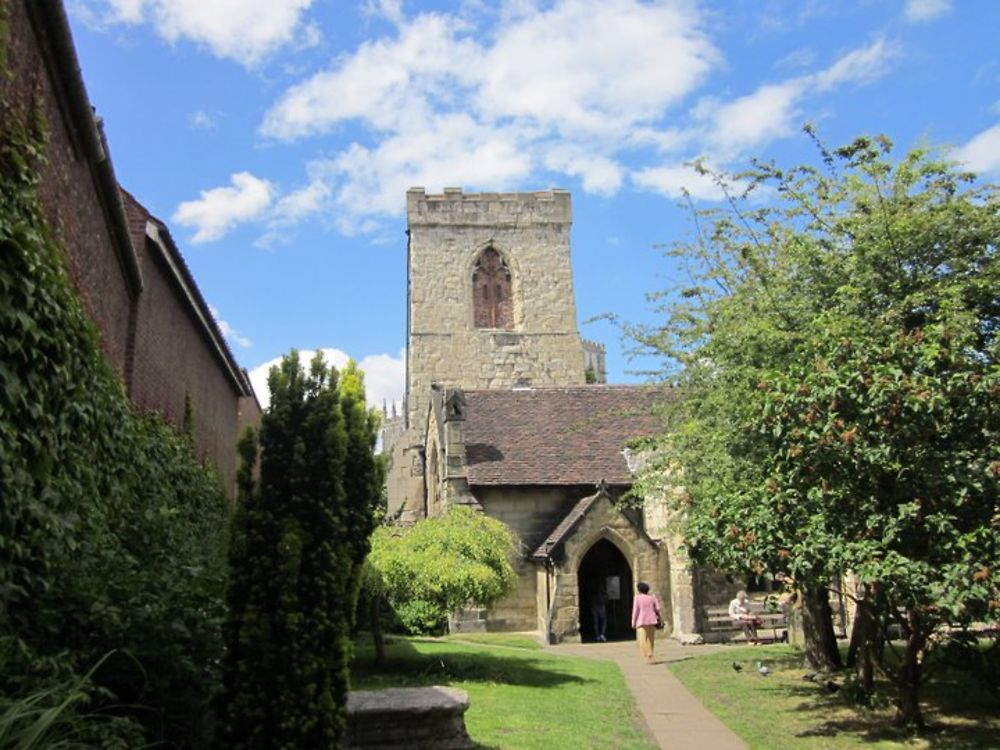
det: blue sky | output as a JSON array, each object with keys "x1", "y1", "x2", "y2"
[{"x1": 65, "y1": 0, "x2": 1000, "y2": 409}]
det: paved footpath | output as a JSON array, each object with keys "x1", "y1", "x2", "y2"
[{"x1": 546, "y1": 639, "x2": 747, "y2": 750}]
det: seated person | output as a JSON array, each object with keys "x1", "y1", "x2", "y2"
[{"x1": 728, "y1": 590, "x2": 763, "y2": 644}]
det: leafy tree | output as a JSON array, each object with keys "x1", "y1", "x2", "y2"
[
  {"x1": 365, "y1": 506, "x2": 517, "y2": 656},
  {"x1": 633, "y1": 132, "x2": 999, "y2": 728},
  {"x1": 219, "y1": 352, "x2": 380, "y2": 749}
]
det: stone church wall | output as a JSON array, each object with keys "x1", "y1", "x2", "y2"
[
  {"x1": 385, "y1": 427, "x2": 427, "y2": 523},
  {"x1": 477, "y1": 486, "x2": 582, "y2": 631},
  {"x1": 549, "y1": 497, "x2": 663, "y2": 643},
  {"x1": 405, "y1": 189, "x2": 586, "y2": 428}
]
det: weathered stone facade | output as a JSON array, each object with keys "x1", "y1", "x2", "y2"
[
  {"x1": 476, "y1": 485, "x2": 585, "y2": 631},
  {"x1": 387, "y1": 189, "x2": 591, "y2": 521},
  {"x1": 345, "y1": 687, "x2": 472, "y2": 749},
  {"x1": 537, "y1": 487, "x2": 665, "y2": 643},
  {"x1": 386, "y1": 187, "x2": 733, "y2": 644},
  {"x1": 405, "y1": 188, "x2": 586, "y2": 427}
]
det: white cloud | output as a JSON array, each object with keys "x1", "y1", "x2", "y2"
[
  {"x1": 632, "y1": 38, "x2": 895, "y2": 204},
  {"x1": 248, "y1": 348, "x2": 405, "y2": 412},
  {"x1": 814, "y1": 37, "x2": 895, "y2": 92},
  {"x1": 231, "y1": 4, "x2": 900, "y2": 231},
  {"x1": 263, "y1": 0, "x2": 716, "y2": 142},
  {"x1": 261, "y1": 14, "x2": 482, "y2": 139},
  {"x1": 476, "y1": 0, "x2": 718, "y2": 138},
  {"x1": 703, "y1": 81, "x2": 805, "y2": 158},
  {"x1": 173, "y1": 172, "x2": 274, "y2": 243},
  {"x1": 632, "y1": 162, "x2": 736, "y2": 202},
  {"x1": 189, "y1": 110, "x2": 216, "y2": 130},
  {"x1": 362, "y1": 0, "x2": 405, "y2": 27},
  {"x1": 208, "y1": 305, "x2": 252, "y2": 349},
  {"x1": 258, "y1": 0, "x2": 718, "y2": 225},
  {"x1": 698, "y1": 38, "x2": 895, "y2": 162},
  {"x1": 903, "y1": 0, "x2": 952, "y2": 23},
  {"x1": 627, "y1": 126, "x2": 693, "y2": 154},
  {"x1": 543, "y1": 146, "x2": 623, "y2": 195},
  {"x1": 952, "y1": 123, "x2": 1000, "y2": 176},
  {"x1": 102, "y1": 0, "x2": 144, "y2": 23},
  {"x1": 271, "y1": 178, "x2": 331, "y2": 225},
  {"x1": 78, "y1": 0, "x2": 317, "y2": 66},
  {"x1": 322, "y1": 115, "x2": 534, "y2": 221},
  {"x1": 774, "y1": 47, "x2": 817, "y2": 71}
]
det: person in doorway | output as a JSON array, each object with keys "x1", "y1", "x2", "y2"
[
  {"x1": 590, "y1": 580, "x2": 608, "y2": 642},
  {"x1": 630, "y1": 581, "x2": 662, "y2": 663},
  {"x1": 728, "y1": 590, "x2": 763, "y2": 644}
]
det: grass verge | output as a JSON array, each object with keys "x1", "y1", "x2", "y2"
[
  {"x1": 351, "y1": 634, "x2": 655, "y2": 749},
  {"x1": 668, "y1": 644, "x2": 1000, "y2": 750}
]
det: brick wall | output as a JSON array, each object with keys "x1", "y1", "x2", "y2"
[
  {"x1": 2, "y1": 0, "x2": 255, "y2": 497},
  {"x1": 2, "y1": 0, "x2": 138, "y2": 374},
  {"x1": 129, "y1": 227, "x2": 242, "y2": 494}
]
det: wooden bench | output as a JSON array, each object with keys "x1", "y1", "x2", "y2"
[{"x1": 702, "y1": 602, "x2": 788, "y2": 644}]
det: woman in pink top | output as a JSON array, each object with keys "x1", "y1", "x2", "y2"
[{"x1": 631, "y1": 581, "x2": 662, "y2": 663}]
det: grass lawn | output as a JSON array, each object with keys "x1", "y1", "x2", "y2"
[
  {"x1": 350, "y1": 633, "x2": 655, "y2": 750},
  {"x1": 668, "y1": 644, "x2": 1000, "y2": 750}
]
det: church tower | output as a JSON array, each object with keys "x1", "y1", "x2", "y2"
[
  {"x1": 404, "y1": 187, "x2": 587, "y2": 427},
  {"x1": 385, "y1": 188, "x2": 588, "y2": 519}
]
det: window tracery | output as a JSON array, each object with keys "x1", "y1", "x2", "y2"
[{"x1": 472, "y1": 246, "x2": 513, "y2": 329}]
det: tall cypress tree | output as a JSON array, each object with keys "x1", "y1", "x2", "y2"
[{"x1": 218, "y1": 351, "x2": 379, "y2": 748}]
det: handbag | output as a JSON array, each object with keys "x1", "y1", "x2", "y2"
[{"x1": 655, "y1": 614, "x2": 664, "y2": 630}]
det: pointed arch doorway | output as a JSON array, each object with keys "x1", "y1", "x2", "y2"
[{"x1": 578, "y1": 538, "x2": 634, "y2": 643}]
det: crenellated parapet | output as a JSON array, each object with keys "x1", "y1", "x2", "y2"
[{"x1": 407, "y1": 187, "x2": 571, "y2": 227}]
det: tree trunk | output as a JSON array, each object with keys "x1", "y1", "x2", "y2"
[
  {"x1": 800, "y1": 581, "x2": 843, "y2": 671},
  {"x1": 847, "y1": 597, "x2": 879, "y2": 692},
  {"x1": 846, "y1": 604, "x2": 863, "y2": 668},
  {"x1": 370, "y1": 595, "x2": 385, "y2": 667},
  {"x1": 893, "y1": 609, "x2": 926, "y2": 729}
]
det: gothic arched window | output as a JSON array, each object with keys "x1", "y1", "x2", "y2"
[{"x1": 472, "y1": 247, "x2": 513, "y2": 329}]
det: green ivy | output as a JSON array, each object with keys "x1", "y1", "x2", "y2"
[{"x1": 1, "y1": 51, "x2": 229, "y2": 748}]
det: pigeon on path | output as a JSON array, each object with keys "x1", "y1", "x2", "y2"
[{"x1": 756, "y1": 661, "x2": 770, "y2": 676}]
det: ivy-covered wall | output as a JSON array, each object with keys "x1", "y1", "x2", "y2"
[
  {"x1": 1, "y1": 7, "x2": 232, "y2": 745},
  {"x1": 0, "y1": 0, "x2": 260, "y2": 498},
  {"x1": 1, "y1": 0, "x2": 138, "y2": 372}
]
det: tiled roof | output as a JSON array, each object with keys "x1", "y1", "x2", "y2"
[{"x1": 463, "y1": 385, "x2": 670, "y2": 486}]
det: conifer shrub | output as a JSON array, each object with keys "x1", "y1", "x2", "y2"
[{"x1": 218, "y1": 353, "x2": 381, "y2": 748}]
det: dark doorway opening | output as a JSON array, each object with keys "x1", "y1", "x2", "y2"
[{"x1": 578, "y1": 538, "x2": 634, "y2": 643}]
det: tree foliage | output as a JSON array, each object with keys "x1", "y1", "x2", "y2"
[
  {"x1": 1, "y1": 61, "x2": 229, "y2": 747},
  {"x1": 366, "y1": 506, "x2": 518, "y2": 635},
  {"x1": 219, "y1": 352, "x2": 381, "y2": 749},
  {"x1": 633, "y1": 132, "x2": 1000, "y2": 727}
]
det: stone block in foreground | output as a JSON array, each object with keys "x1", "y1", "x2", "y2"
[{"x1": 344, "y1": 686, "x2": 472, "y2": 749}]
